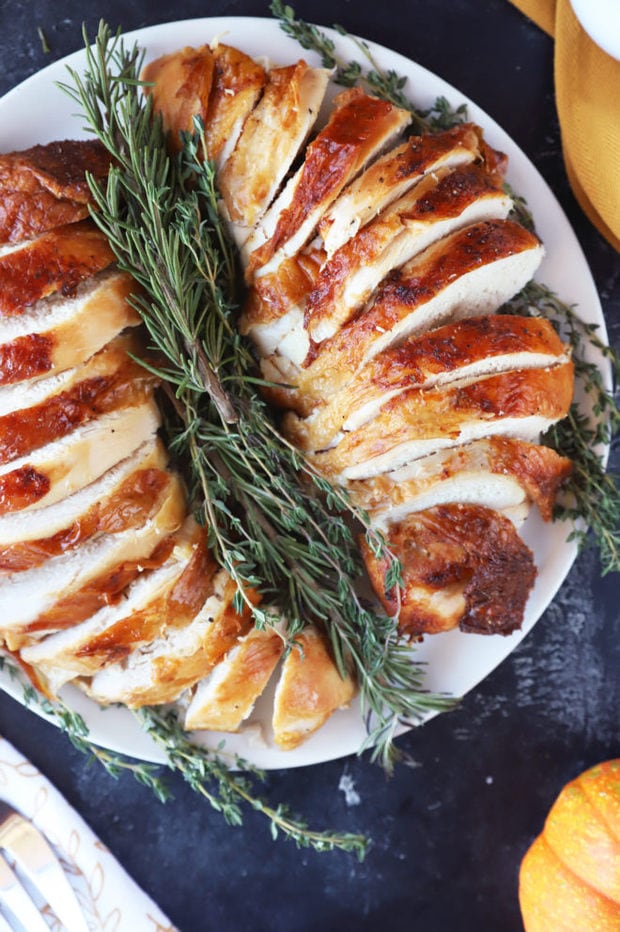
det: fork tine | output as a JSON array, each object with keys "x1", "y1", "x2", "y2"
[
  {"x1": 0, "y1": 803, "x2": 88, "y2": 932},
  {"x1": 0, "y1": 852, "x2": 50, "y2": 932}
]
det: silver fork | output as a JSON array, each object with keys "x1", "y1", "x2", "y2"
[{"x1": 0, "y1": 801, "x2": 89, "y2": 931}]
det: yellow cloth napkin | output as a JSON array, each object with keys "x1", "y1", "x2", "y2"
[{"x1": 510, "y1": 0, "x2": 620, "y2": 252}]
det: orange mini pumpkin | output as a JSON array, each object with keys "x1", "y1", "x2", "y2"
[{"x1": 519, "y1": 759, "x2": 620, "y2": 931}]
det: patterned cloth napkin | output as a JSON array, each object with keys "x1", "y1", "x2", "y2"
[
  {"x1": 509, "y1": 0, "x2": 620, "y2": 252},
  {"x1": 0, "y1": 736, "x2": 177, "y2": 932}
]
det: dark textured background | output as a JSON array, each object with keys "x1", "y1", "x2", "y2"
[{"x1": 0, "y1": 2, "x2": 618, "y2": 930}]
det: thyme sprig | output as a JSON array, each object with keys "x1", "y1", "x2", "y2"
[
  {"x1": 270, "y1": 0, "x2": 467, "y2": 133},
  {"x1": 1, "y1": 659, "x2": 366, "y2": 854},
  {"x1": 503, "y1": 281, "x2": 620, "y2": 571},
  {"x1": 136, "y1": 707, "x2": 369, "y2": 856},
  {"x1": 273, "y1": 4, "x2": 619, "y2": 573},
  {"x1": 59, "y1": 21, "x2": 452, "y2": 775}
]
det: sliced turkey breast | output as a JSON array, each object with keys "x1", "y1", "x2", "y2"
[
  {"x1": 345, "y1": 437, "x2": 572, "y2": 527},
  {"x1": 86, "y1": 571, "x2": 258, "y2": 709},
  {"x1": 0, "y1": 474, "x2": 186, "y2": 650},
  {"x1": 360, "y1": 502, "x2": 536, "y2": 636},
  {"x1": 0, "y1": 270, "x2": 139, "y2": 386},
  {"x1": 245, "y1": 88, "x2": 411, "y2": 276},
  {"x1": 239, "y1": 246, "x2": 323, "y2": 340},
  {"x1": 319, "y1": 123, "x2": 483, "y2": 259},
  {"x1": 0, "y1": 220, "x2": 115, "y2": 316},
  {"x1": 284, "y1": 220, "x2": 545, "y2": 412},
  {"x1": 272, "y1": 625, "x2": 355, "y2": 750},
  {"x1": 22, "y1": 519, "x2": 216, "y2": 692},
  {"x1": 183, "y1": 623, "x2": 285, "y2": 732},
  {"x1": 218, "y1": 61, "x2": 330, "y2": 236},
  {"x1": 312, "y1": 360, "x2": 574, "y2": 481},
  {"x1": 0, "y1": 140, "x2": 112, "y2": 245},
  {"x1": 142, "y1": 45, "x2": 216, "y2": 152},
  {"x1": 304, "y1": 163, "x2": 514, "y2": 344},
  {"x1": 285, "y1": 315, "x2": 568, "y2": 453},
  {"x1": 0, "y1": 333, "x2": 158, "y2": 465},
  {"x1": 0, "y1": 398, "x2": 161, "y2": 516},
  {"x1": 0, "y1": 437, "x2": 172, "y2": 570},
  {"x1": 203, "y1": 43, "x2": 267, "y2": 170}
]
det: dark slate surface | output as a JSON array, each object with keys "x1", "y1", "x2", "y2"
[{"x1": 0, "y1": 2, "x2": 618, "y2": 930}]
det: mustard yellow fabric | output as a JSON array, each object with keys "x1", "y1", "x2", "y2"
[{"x1": 509, "y1": 0, "x2": 620, "y2": 251}]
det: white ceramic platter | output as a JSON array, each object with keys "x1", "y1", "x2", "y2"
[{"x1": 0, "y1": 18, "x2": 610, "y2": 769}]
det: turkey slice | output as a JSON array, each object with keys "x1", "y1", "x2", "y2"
[
  {"x1": 272, "y1": 625, "x2": 355, "y2": 750},
  {"x1": 142, "y1": 45, "x2": 216, "y2": 152},
  {"x1": 285, "y1": 315, "x2": 568, "y2": 452},
  {"x1": 304, "y1": 162, "x2": 514, "y2": 343},
  {"x1": 345, "y1": 437, "x2": 572, "y2": 527},
  {"x1": 0, "y1": 270, "x2": 139, "y2": 386},
  {"x1": 0, "y1": 398, "x2": 161, "y2": 516},
  {"x1": 0, "y1": 220, "x2": 114, "y2": 316},
  {"x1": 218, "y1": 61, "x2": 330, "y2": 236},
  {"x1": 360, "y1": 503, "x2": 536, "y2": 637},
  {"x1": 184, "y1": 623, "x2": 285, "y2": 732},
  {"x1": 203, "y1": 43, "x2": 267, "y2": 171},
  {"x1": 0, "y1": 471, "x2": 186, "y2": 649},
  {"x1": 312, "y1": 361, "x2": 574, "y2": 481},
  {"x1": 246, "y1": 88, "x2": 411, "y2": 276},
  {"x1": 0, "y1": 139, "x2": 112, "y2": 245},
  {"x1": 286, "y1": 219, "x2": 545, "y2": 412},
  {"x1": 0, "y1": 333, "x2": 157, "y2": 464},
  {"x1": 0, "y1": 437, "x2": 171, "y2": 568},
  {"x1": 22, "y1": 519, "x2": 216, "y2": 692},
  {"x1": 87, "y1": 571, "x2": 258, "y2": 709},
  {"x1": 319, "y1": 123, "x2": 483, "y2": 259}
]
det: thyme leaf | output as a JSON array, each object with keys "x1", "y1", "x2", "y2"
[
  {"x1": 0, "y1": 658, "x2": 367, "y2": 854},
  {"x1": 270, "y1": 0, "x2": 468, "y2": 133},
  {"x1": 59, "y1": 21, "x2": 452, "y2": 779},
  {"x1": 502, "y1": 281, "x2": 620, "y2": 571}
]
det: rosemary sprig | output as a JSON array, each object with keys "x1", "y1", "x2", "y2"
[
  {"x1": 60, "y1": 22, "x2": 451, "y2": 774},
  {"x1": 270, "y1": 0, "x2": 467, "y2": 133}
]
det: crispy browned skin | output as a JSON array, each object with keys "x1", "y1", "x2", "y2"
[
  {"x1": 74, "y1": 530, "x2": 217, "y2": 668},
  {"x1": 0, "y1": 340, "x2": 158, "y2": 465},
  {"x1": 285, "y1": 315, "x2": 567, "y2": 452},
  {"x1": 219, "y1": 60, "x2": 323, "y2": 228},
  {"x1": 312, "y1": 361, "x2": 574, "y2": 477},
  {"x1": 318, "y1": 123, "x2": 483, "y2": 245},
  {"x1": 303, "y1": 163, "x2": 506, "y2": 342},
  {"x1": 0, "y1": 140, "x2": 111, "y2": 244},
  {"x1": 360, "y1": 502, "x2": 536, "y2": 636},
  {"x1": 248, "y1": 88, "x2": 410, "y2": 273},
  {"x1": 23, "y1": 536, "x2": 177, "y2": 638},
  {"x1": 241, "y1": 248, "x2": 323, "y2": 331},
  {"x1": 272, "y1": 626, "x2": 355, "y2": 750},
  {"x1": 0, "y1": 221, "x2": 115, "y2": 316},
  {"x1": 0, "y1": 466, "x2": 50, "y2": 515},
  {"x1": 204, "y1": 44, "x2": 266, "y2": 165},
  {"x1": 292, "y1": 219, "x2": 543, "y2": 410},
  {"x1": 0, "y1": 271, "x2": 139, "y2": 387},
  {"x1": 0, "y1": 468, "x2": 175, "y2": 572},
  {"x1": 346, "y1": 437, "x2": 572, "y2": 523},
  {"x1": 143, "y1": 46, "x2": 215, "y2": 152}
]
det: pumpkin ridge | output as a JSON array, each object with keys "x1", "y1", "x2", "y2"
[
  {"x1": 578, "y1": 764, "x2": 620, "y2": 849},
  {"x1": 539, "y1": 834, "x2": 620, "y2": 922}
]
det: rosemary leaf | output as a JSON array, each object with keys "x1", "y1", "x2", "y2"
[{"x1": 60, "y1": 21, "x2": 451, "y2": 776}]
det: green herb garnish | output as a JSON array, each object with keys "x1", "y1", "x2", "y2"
[{"x1": 59, "y1": 22, "x2": 452, "y2": 778}]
